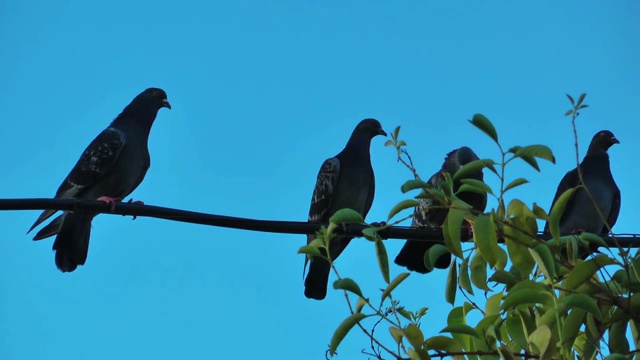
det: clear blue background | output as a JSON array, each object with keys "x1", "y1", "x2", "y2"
[{"x1": 1, "y1": 1, "x2": 639, "y2": 359}]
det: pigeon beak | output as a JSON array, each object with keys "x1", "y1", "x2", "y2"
[
  {"x1": 162, "y1": 99, "x2": 172, "y2": 109},
  {"x1": 378, "y1": 129, "x2": 388, "y2": 137},
  {"x1": 612, "y1": 137, "x2": 620, "y2": 144}
]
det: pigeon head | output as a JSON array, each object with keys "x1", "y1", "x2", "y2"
[
  {"x1": 123, "y1": 88, "x2": 172, "y2": 114},
  {"x1": 112, "y1": 88, "x2": 171, "y2": 130},
  {"x1": 452, "y1": 146, "x2": 479, "y2": 167},
  {"x1": 587, "y1": 130, "x2": 619, "y2": 155},
  {"x1": 137, "y1": 88, "x2": 171, "y2": 110},
  {"x1": 354, "y1": 118, "x2": 387, "y2": 138},
  {"x1": 442, "y1": 146, "x2": 480, "y2": 174}
]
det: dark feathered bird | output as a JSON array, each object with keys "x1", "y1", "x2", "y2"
[
  {"x1": 28, "y1": 88, "x2": 171, "y2": 272},
  {"x1": 544, "y1": 130, "x2": 620, "y2": 256},
  {"x1": 304, "y1": 119, "x2": 386, "y2": 300},
  {"x1": 395, "y1": 146, "x2": 486, "y2": 273}
]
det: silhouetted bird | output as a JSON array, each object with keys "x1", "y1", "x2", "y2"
[
  {"x1": 28, "y1": 88, "x2": 171, "y2": 272},
  {"x1": 304, "y1": 119, "x2": 386, "y2": 300},
  {"x1": 395, "y1": 146, "x2": 486, "y2": 273}
]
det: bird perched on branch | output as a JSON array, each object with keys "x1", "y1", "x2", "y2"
[
  {"x1": 544, "y1": 130, "x2": 620, "y2": 257},
  {"x1": 395, "y1": 146, "x2": 486, "y2": 273},
  {"x1": 27, "y1": 88, "x2": 171, "y2": 272},
  {"x1": 304, "y1": 119, "x2": 387, "y2": 300}
]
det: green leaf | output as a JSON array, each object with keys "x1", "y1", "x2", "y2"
[
  {"x1": 469, "y1": 113, "x2": 498, "y2": 143},
  {"x1": 562, "y1": 308, "x2": 585, "y2": 351},
  {"x1": 497, "y1": 344, "x2": 517, "y2": 360},
  {"x1": 444, "y1": 200, "x2": 468, "y2": 259},
  {"x1": 501, "y1": 289, "x2": 554, "y2": 309},
  {"x1": 565, "y1": 109, "x2": 574, "y2": 117},
  {"x1": 563, "y1": 294, "x2": 602, "y2": 319},
  {"x1": 532, "y1": 203, "x2": 548, "y2": 220},
  {"x1": 529, "y1": 244, "x2": 556, "y2": 280},
  {"x1": 403, "y1": 324, "x2": 425, "y2": 349},
  {"x1": 518, "y1": 155, "x2": 540, "y2": 172},
  {"x1": 473, "y1": 215, "x2": 500, "y2": 268},
  {"x1": 506, "y1": 311, "x2": 528, "y2": 350},
  {"x1": 333, "y1": 278, "x2": 364, "y2": 298},
  {"x1": 397, "y1": 308, "x2": 412, "y2": 321},
  {"x1": 362, "y1": 227, "x2": 379, "y2": 241},
  {"x1": 330, "y1": 313, "x2": 367, "y2": 355},
  {"x1": 453, "y1": 159, "x2": 495, "y2": 181},
  {"x1": 489, "y1": 269, "x2": 519, "y2": 288},
  {"x1": 393, "y1": 126, "x2": 401, "y2": 141},
  {"x1": 565, "y1": 255, "x2": 617, "y2": 290},
  {"x1": 446, "y1": 259, "x2": 458, "y2": 305},
  {"x1": 389, "y1": 326, "x2": 404, "y2": 345},
  {"x1": 486, "y1": 292, "x2": 503, "y2": 316},
  {"x1": 424, "y1": 336, "x2": 464, "y2": 359},
  {"x1": 566, "y1": 93, "x2": 575, "y2": 105},
  {"x1": 397, "y1": 140, "x2": 407, "y2": 147},
  {"x1": 609, "y1": 320, "x2": 630, "y2": 355},
  {"x1": 604, "y1": 355, "x2": 629, "y2": 360},
  {"x1": 514, "y1": 145, "x2": 556, "y2": 164},
  {"x1": 440, "y1": 324, "x2": 481, "y2": 338},
  {"x1": 504, "y1": 221, "x2": 536, "y2": 276},
  {"x1": 401, "y1": 179, "x2": 430, "y2": 193},
  {"x1": 459, "y1": 178, "x2": 493, "y2": 195},
  {"x1": 580, "y1": 232, "x2": 608, "y2": 247},
  {"x1": 407, "y1": 348, "x2": 429, "y2": 360},
  {"x1": 459, "y1": 257, "x2": 474, "y2": 295},
  {"x1": 503, "y1": 178, "x2": 529, "y2": 193},
  {"x1": 355, "y1": 297, "x2": 367, "y2": 313},
  {"x1": 528, "y1": 325, "x2": 552, "y2": 357},
  {"x1": 329, "y1": 208, "x2": 364, "y2": 224},
  {"x1": 375, "y1": 239, "x2": 390, "y2": 284},
  {"x1": 424, "y1": 244, "x2": 449, "y2": 272},
  {"x1": 297, "y1": 245, "x2": 323, "y2": 257},
  {"x1": 548, "y1": 187, "x2": 576, "y2": 240},
  {"x1": 576, "y1": 93, "x2": 587, "y2": 107},
  {"x1": 470, "y1": 252, "x2": 490, "y2": 291},
  {"x1": 456, "y1": 184, "x2": 489, "y2": 197},
  {"x1": 388, "y1": 199, "x2": 419, "y2": 221},
  {"x1": 384, "y1": 139, "x2": 394, "y2": 147},
  {"x1": 381, "y1": 272, "x2": 410, "y2": 303}
]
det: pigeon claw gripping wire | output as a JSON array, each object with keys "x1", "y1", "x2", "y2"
[
  {"x1": 97, "y1": 196, "x2": 121, "y2": 212},
  {"x1": 125, "y1": 198, "x2": 144, "y2": 220}
]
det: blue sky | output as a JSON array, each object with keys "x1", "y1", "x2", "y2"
[{"x1": 1, "y1": 1, "x2": 639, "y2": 359}]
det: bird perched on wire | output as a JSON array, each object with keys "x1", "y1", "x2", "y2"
[
  {"x1": 544, "y1": 130, "x2": 620, "y2": 257},
  {"x1": 395, "y1": 146, "x2": 486, "y2": 273},
  {"x1": 303, "y1": 119, "x2": 387, "y2": 300},
  {"x1": 27, "y1": 88, "x2": 171, "y2": 272}
]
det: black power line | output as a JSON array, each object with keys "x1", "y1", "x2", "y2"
[{"x1": 2, "y1": 198, "x2": 639, "y2": 247}]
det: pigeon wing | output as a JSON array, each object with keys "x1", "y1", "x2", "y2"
[{"x1": 28, "y1": 127, "x2": 126, "y2": 232}]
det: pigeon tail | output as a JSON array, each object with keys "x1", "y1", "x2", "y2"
[
  {"x1": 304, "y1": 256, "x2": 331, "y2": 300},
  {"x1": 28, "y1": 209, "x2": 58, "y2": 234},
  {"x1": 33, "y1": 214, "x2": 65, "y2": 240},
  {"x1": 394, "y1": 238, "x2": 451, "y2": 274},
  {"x1": 53, "y1": 212, "x2": 93, "y2": 272}
]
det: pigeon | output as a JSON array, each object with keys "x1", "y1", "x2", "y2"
[
  {"x1": 395, "y1": 146, "x2": 486, "y2": 273},
  {"x1": 544, "y1": 130, "x2": 620, "y2": 257},
  {"x1": 303, "y1": 118, "x2": 386, "y2": 300},
  {"x1": 27, "y1": 88, "x2": 171, "y2": 272}
]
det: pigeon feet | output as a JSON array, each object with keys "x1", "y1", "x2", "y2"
[
  {"x1": 126, "y1": 198, "x2": 145, "y2": 220},
  {"x1": 97, "y1": 196, "x2": 121, "y2": 211}
]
